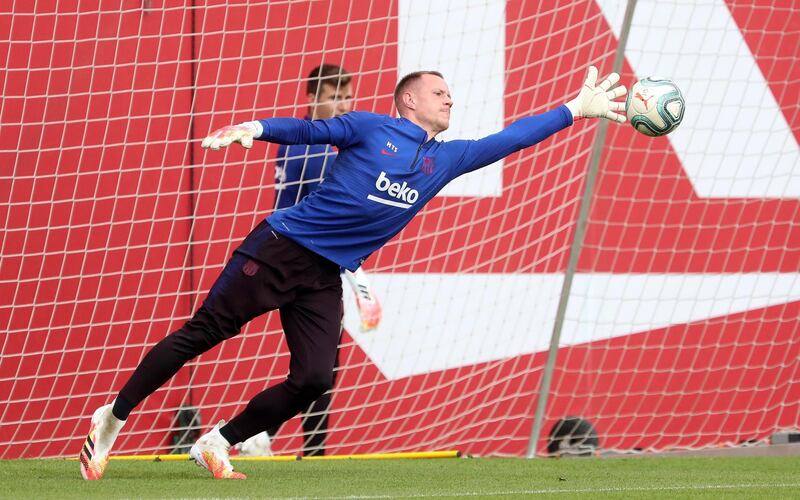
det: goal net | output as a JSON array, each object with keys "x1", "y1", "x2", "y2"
[{"x1": 1, "y1": 0, "x2": 798, "y2": 459}]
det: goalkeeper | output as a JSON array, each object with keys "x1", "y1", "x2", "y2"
[
  {"x1": 237, "y1": 63, "x2": 382, "y2": 458},
  {"x1": 79, "y1": 66, "x2": 627, "y2": 480}
]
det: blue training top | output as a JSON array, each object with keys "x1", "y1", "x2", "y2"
[
  {"x1": 273, "y1": 117, "x2": 337, "y2": 210},
  {"x1": 261, "y1": 106, "x2": 573, "y2": 271}
]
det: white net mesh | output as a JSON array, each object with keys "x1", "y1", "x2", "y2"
[{"x1": 1, "y1": 0, "x2": 798, "y2": 458}]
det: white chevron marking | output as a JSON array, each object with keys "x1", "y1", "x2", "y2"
[
  {"x1": 344, "y1": 273, "x2": 800, "y2": 379},
  {"x1": 399, "y1": 0, "x2": 505, "y2": 197},
  {"x1": 597, "y1": 0, "x2": 800, "y2": 198}
]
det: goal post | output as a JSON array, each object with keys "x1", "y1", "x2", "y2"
[
  {"x1": 528, "y1": 0, "x2": 640, "y2": 458},
  {"x1": 1, "y1": 1, "x2": 798, "y2": 459}
]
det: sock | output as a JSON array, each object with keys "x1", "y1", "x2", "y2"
[
  {"x1": 219, "y1": 424, "x2": 239, "y2": 447},
  {"x1": 112, "y1": 395, "x2": 133, "y2": 421}
]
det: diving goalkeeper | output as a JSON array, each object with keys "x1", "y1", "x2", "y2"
[{"x1": 79, "y1": 66, "x2": 627, "y2": 480}]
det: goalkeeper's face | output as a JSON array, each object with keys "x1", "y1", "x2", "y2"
[
  {"x1": 309, "y1": 82, "x2": 353, "y2": 120},
  {"x1": 411, "y1": 74, "x2": 453, "y2": 136}
]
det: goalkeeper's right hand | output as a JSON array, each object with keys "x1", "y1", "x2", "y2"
[{"x1": 201, "y1": 121, "x2": 262, "y2": 150}]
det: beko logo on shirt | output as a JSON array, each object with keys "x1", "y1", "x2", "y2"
[{"x1": 367, "y1": 171, "x2": 419, "y2": 209}]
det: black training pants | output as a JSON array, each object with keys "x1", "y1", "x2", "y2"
[{"x1": 117, "y1": 221, "x2": 343, "y2": 444}]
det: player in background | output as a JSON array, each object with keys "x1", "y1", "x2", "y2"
[
  {"x1": 79, "y1": 65, "x2": 627, "y2": 480},
  {"x1": 235, "y1": 64, "x2": 382, "y2": 458}
]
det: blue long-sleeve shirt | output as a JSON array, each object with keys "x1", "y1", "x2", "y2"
[{"x1": 261, "y1": 107, "x2": 573, "y2": 271}]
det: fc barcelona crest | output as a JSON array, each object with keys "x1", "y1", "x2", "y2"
[
  {"x1": 242, "y1": 259, "x2": 260, "y2": 276},
  {"x1": 422, "y1": 156, "x2": 435, "y2": 175}
]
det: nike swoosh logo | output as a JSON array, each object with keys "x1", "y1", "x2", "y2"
[{"x1": 380, "y1": 150, "x2": 396, "y2": 156}]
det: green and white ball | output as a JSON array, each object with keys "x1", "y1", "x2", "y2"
[{"x1": 625, "y1": 77, "x2": 685, "y2": 137}]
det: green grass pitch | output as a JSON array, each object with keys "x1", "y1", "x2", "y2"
[{"x1": 3, "y1": 456, "x2": 799, "y2": 499}]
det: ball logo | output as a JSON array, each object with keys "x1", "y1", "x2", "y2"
[
  {"x1": 634, "y1": 91, "x2": 654, "y2": 111},
  {"x1": 368, "y1": 171, "x2": 419, "y2": 208}
]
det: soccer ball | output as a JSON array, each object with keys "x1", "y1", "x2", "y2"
[{"x1": 625, "y1": 77, "x2": 685, "y2": 137}]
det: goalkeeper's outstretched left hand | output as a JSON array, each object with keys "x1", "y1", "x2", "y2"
[
  {"x1": 565, "y1": 66, "x2": 627, "y2": 123},
  {"x1": 201, "y1": 122, "x2": 261, "y2": 150}
]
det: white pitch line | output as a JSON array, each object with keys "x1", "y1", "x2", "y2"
[{"x1": 274, "y1": 482, "x2": 800, "y2": 499}]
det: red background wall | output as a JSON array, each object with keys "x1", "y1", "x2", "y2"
[{"x1": 1, "y1": 0, "x2": 797, "y2": 458}]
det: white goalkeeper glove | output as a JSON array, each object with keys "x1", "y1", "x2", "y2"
[
  {"x1": 344, "y1": 268, "x2": 382, "y2": 332},
  {"x1": 565, "y1": 66, "x2": 627, "y2": 123},
  {"x1": 201, "y1": 121, "x2": 263, "y2": 150}
]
